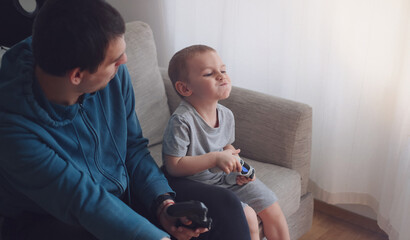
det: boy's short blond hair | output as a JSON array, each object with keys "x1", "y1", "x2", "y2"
[{"x1": 168, "y1": 45, "x2": 216, "y2": 97}]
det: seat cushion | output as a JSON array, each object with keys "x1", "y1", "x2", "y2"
[
  {"x1": 125, "y1": 21, "x2": 170, "y2": 146},
  {"x1": 148, "y1": 144, "x2": 301, "y2": 218},
  {"x1": 242, "y1": 157, "x2": 301, "y2": 218}
]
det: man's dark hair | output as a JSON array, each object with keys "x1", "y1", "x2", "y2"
[{"x1": 32, "y1": 0, "x2": 125, "y2": 76}]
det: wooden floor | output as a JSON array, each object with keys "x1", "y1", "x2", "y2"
[{"x1": 299, "y1": 202, "x2": 389, "y2": 240}]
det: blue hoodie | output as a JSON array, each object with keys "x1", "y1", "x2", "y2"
[{"x1": 0, "y1": 38, "x2": 174, "y2": 240}]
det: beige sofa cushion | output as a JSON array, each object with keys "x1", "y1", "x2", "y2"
[
  {"x1": 124, "y1": 21, "x2": 170, "y2": 146},
  {"x1": 243, "y1": 157, "x2": 301, "y2": 218},
  {"x1": 148, "y1": 144, "x2": 301, "y2": 218}
]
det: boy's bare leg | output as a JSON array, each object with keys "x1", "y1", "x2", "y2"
[
  {"x1": 258, "y1": 202, "x2": 290, "y2": 240},
  {"x1": 244, "y1": 205, "x2": 260, "y2": 240}
]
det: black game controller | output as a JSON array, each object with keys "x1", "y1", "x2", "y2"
[{"x1": 166, "y1": 201, "x2": 212, "y2": 230}]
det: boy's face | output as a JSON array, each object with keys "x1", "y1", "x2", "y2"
[{"x1": 184, "y1": 51, "x2": 231, "y2": 102}]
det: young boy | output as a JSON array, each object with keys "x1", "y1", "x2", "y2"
[{"x1": 162, "y1": 45, "x2": 290, "y2": 240}]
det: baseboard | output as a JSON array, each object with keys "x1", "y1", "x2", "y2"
[{"x1": 314, "y1": 199, "x2": 388, "y2": 237}]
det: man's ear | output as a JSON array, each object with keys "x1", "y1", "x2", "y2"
[
  {"x1": 175, "y1": 81, "x2": 192, "y2": 97},
  {"x1": 67, "y1": 68, "x2": 83, "y2": 86}
]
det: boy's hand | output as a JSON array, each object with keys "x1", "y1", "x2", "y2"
[
  {"x1": 216, "y1": 148, "x2": 242, "y2": 174},
  {"x1": 236, "y1": 175, "x2": 256, "y2": 186}
]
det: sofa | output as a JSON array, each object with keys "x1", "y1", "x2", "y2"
[
  {"x1": 124, "y1": 21, "x2": 313, "y2": 239},
  {"x1": 0, "y1": 21, "x2": 313, "y2": 239}
]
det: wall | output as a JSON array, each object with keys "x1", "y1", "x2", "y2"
[
  {"x1": 338, "y1": 204, "x2": 377, "y2": 220},
  {"x1": 106, "y1": 0, "x2": 171, "y2": 67}
]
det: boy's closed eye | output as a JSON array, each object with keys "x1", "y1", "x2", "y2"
[
  {"x1": 203, "y1": 70, "x2": 227, "y2": 77},
  {"x1": 203, "y1": 72, "x2": 213, "y2": 77}
]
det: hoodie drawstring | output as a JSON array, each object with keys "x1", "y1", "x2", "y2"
[
  {"x1": 97, "y1": 94, "x2": 131, "y2": 205},
  {"x1": 72, "y1": 123, "x2": 96, "y2": 182}
]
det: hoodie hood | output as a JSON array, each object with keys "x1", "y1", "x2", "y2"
[{"x1": 0, "y1": 37, "x2": 79, "y2": 127}]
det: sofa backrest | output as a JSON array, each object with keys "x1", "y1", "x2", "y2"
[{"x1": 124, "y1": 21, "x2": 170, "y2": 146}]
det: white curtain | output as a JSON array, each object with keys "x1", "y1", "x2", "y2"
[{"x1": 110, "y1": 0, "x2": 410, "y2": 239}]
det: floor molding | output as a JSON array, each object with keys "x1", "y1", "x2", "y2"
[{"x1": 314, "y1": 199, "x2": 388, "y2": 237}]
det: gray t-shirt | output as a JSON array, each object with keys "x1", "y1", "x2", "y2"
[
  {"x1": 162, "y1": 100, "x2": 235, "y2": 184},
  {"x1": 163, "y1": 100, "x2": 278, "y2": 213}
]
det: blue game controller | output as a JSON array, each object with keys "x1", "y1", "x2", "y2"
[
  {"x1": 237, "y1": 157, "x2": 255, "y2": 179},
  {"x1": 225, "y1": 156, "x2": 255, "y2": 185}
]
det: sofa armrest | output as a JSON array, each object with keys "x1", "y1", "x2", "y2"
[
  {"x1": 220, "y1": 87, "x2": 312, "y2": 195},
  {"x1": 160, "y1": 68, "x2": 312, "y2": 195}
]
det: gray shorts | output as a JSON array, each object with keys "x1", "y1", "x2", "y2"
[
  {"x1": 226, "y1": 178, "x2": 278, "y2": 213},
  {"x1": 189, "y1": 171, "x2": 278, "y2": 213}
]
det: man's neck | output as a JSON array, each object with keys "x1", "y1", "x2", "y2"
[{"x1": 35, "y1": 66, "x2": 81, "y2": 106}]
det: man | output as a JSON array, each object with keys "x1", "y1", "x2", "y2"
[{"x1": 0, "y1": 0, "x2": 251, "y2": 239}]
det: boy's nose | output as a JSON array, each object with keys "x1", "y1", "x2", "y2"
[{"x1": 216, "y1": 73, "x2": 224, "y2": 81}]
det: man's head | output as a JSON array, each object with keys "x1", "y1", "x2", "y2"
[
  {"x1": 168, "y1": 45, "x2": 231, "y2": 102},
  {"x1": 32, "y1": 0, "x2": 125, "y2": 77}
]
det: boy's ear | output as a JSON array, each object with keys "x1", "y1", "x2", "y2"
[
  {"x1": 175, "y1": 81, "x2": 192, "y2": 97},
  {"x1": 67, "y1": 67, "x2": 84, "y2": 86}
]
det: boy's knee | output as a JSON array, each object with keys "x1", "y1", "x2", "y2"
[
  {"x1": 259, "y1": 202, "x2": 285, "y2": 220},
  {"x1": 244, "y1": 206, "x2": 259, "y2": 228}
]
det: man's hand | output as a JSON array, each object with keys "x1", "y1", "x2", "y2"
[{"x1": 157, "y1": 200, "x2": 208, "y2": 240}]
